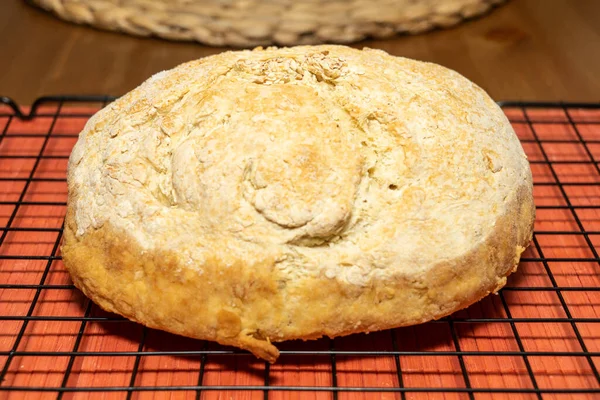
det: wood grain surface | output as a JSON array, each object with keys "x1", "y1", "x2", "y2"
[{"x1": 0, "y1": 0, "x2": 599, "y2": 104}]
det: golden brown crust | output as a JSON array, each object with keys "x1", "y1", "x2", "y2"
[
  {"x1": 62, "y1": 174, "x2": 534, "y2": 362},
  {"x1": 63, "y1": 183, "x2": 533, "y2": 361},
  {"x1": 62, "y1": 45, "x2": 535, "y2": 362},
  {"x1": 63, "y1": 198, "x2": 284, "y2": 361}
]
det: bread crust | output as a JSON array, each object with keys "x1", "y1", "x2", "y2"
[{"x1": 62, "y1": 45, "x2": 535, "y2": 362}]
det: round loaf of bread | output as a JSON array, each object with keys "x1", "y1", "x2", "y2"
[{"x1": 63, "y1": 45, "x2": 535, "y2": 362}]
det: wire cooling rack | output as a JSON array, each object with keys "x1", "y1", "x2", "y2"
[{"x1": 0, "y1": 96, "x2": 599, "y2": 399}]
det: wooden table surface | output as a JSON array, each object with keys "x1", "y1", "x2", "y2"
[{"x1": 1, "y1": 0, "x2": 599, "y2": 105}]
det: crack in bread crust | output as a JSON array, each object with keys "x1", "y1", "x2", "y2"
[{"x1": 63, "y1": 45, "x2": 535, "y2": 362}]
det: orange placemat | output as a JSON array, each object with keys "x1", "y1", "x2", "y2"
[{"x1": 1, "y1": 99, "x2": 600, "y2": 399}]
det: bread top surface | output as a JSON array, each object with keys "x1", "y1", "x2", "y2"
[{"x1": 67, "y1": 45, "x2": 531, "y2": 286}]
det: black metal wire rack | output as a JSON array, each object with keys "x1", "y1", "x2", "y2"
[{"x1": 0, "y1": 96, "x2": 599, "y2": 399}]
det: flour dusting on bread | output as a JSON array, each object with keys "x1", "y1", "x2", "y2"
[{"x1": 63, "y1": 45, "x2": 534, "y2": 362}]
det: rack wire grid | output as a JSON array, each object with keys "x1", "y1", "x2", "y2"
[{"x1": 0, "y1": 96, "x2": 599, "y2": 400}]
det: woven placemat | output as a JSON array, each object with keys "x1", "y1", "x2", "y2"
[{"x1": 30, "y1": 0, "x2": 507, "y2": 47}]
